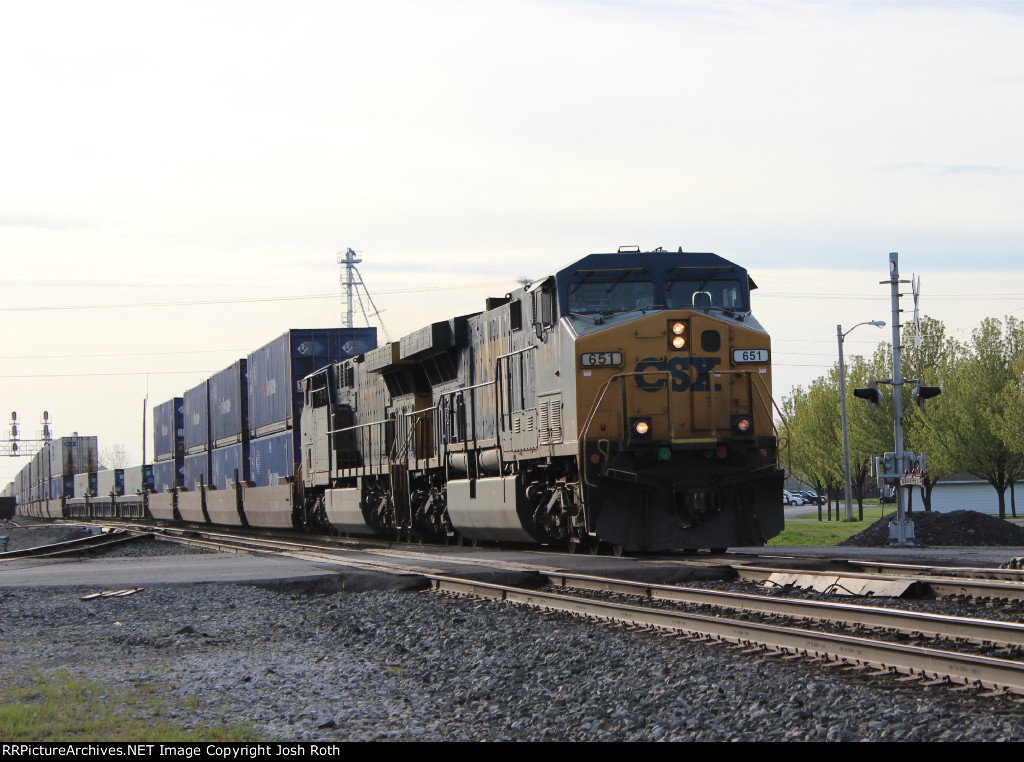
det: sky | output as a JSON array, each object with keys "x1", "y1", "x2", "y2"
[{"x1": 3, "y1": 0, "x2": 1024, "y2": 485}]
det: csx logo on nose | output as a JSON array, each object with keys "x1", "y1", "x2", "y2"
[{"x1": 634, "y1": 357, "x2": 722, "y2": 392}]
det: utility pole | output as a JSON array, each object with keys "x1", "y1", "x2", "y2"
[
  {"x1": 885, "y1": 252, "x2": 913, "y2": 546},
  {"x1": 853, "y1": 253, "x2": 939, "y2": 545},
  {"x1": 338, "y1": 247, "x2": 362, "y2": 329},
  {"x1": 337, "y1": 248, "x2": 391, "y2": 340}
]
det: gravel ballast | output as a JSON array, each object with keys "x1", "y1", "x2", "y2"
[
  {"x1": 3, "y1": 520, "x2": 1024, "y2": 741},
  {"x1": 1, "y1": 553, "x2": 1022, "y2": 740}
]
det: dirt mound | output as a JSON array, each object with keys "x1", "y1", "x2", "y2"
[{"x1": 839, "y1": 509, "x2": 1024, "y2": 547}]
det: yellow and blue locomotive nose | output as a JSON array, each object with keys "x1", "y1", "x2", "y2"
[
  {"x1": 576, "y1": 312, "x2": 773, "y2": 444},
  {"x1": 575, "y1": 310, "x2": 781, "y2": 551}
]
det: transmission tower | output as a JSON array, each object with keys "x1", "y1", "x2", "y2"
[{"x1": 337, "y1": 248, "x2": 390, "y2": 341}]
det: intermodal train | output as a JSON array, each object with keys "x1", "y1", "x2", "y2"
[{"x1": 7, "y1": 248, "x2": 784, "y2": 553}]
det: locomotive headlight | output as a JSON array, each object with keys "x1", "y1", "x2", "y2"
[
  {"x1": 669, "y1": 321, "x2": 687, "y2": 351},
  {"x1": 731, "y1": 415, "x2": 754, "y2": 437},
  {"x1": 630, "y1": 417, "x2": 653, "y2": 440}
]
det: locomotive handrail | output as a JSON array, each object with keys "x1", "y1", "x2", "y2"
[
  {"x1": 578, "y1": 370, "x2": 671, "y2": 489},
  {"x1": 705, "y1": 368, "x2": 772, "y2": 436},
  {"x1": 750, "y1": 372, "x2": 792, "y2": 472}
]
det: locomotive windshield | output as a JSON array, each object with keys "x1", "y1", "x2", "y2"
[
  {"x1": 568, "y1": 280, "x2": 656, "y2": 315},
  {"x1": 666, "y1": 279, "x2": 747, "y2": 312}
]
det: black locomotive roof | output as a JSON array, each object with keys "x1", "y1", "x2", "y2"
[{"x1": 555, "y1": 250, "x2": 755, "y2": 290}]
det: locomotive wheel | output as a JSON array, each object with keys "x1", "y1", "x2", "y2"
[{"x1": 611, "y1": 544, "x2": 624, "y2": 558}]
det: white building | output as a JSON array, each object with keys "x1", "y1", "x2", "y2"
[{"x1": 926, "y1": 474, "x2": 1021, "y2": 516}]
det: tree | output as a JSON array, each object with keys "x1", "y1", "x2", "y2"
[
  {"x1": 900, "y1": 317, "x2": 960, "y2": 511},
  {"x1": 781, "y1": 374, "x2": 843, "y2": 518},
  {"x1": 845, "y1": 348, "x2": 895, "y2": 517},
  {"x1": 100, "y1": 443, "x2": 130, "y2": 470},
  {"x1": 918, "y1": 317, "x2": 1024, "y2": 519}
]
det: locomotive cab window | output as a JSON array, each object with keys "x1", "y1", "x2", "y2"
[
  {"x1": 534, "y1": 280, "x2": 557, "y2": 329},
  {"x1": 510, "y1": 299, "x2": 523, "y2": 332},
  {"x1": 568, "y1": 280, "x2": 655, "y2": 315},
  {"x1": 666, "y1": 279, "x2": 747, "y2": 312}
]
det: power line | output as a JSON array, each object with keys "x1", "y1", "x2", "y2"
[
  {"x1": 0, "y1": 282, "x2": 510, "y2": 312},
  {"x1": 0, "y1": 370, "x2": 217, "y2": 378},
  {"x1": 0, "y1": 349, "x2": 250, "y2": 360}
]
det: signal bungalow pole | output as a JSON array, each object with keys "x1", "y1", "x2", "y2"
[{"x1": 886, "y1": 252, "x2": 913, "y2": 546}]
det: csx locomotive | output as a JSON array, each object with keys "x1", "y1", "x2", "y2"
[
  {"x1": 298, "y1": 247, "x2": 784, "y2": 552},
  {"x1": 10, "y1": 248, "x2": 784, "y2": 553}
]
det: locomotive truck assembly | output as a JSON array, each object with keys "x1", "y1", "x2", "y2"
[{"x1": 6, "y1": 248, "x2": 785, "y2": 553}]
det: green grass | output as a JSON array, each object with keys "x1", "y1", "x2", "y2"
[
  {"x1": 769, "y1": 504, "x2": 895, "y2": 546},
  {"x1": 0, "y1": 670, "x2": 259, "y2": 742}
]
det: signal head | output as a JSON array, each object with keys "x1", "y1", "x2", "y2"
[
  {"x1": 913, "y1": 384, "x2": 941, "y2": 412},
  {"x1": 853, "y1": 381, "x2": 884, "y2": 413}
]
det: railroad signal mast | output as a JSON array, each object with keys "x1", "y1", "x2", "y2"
[
  {"x1": 853, "y1": 253, "x2": 941, "y2": 546},
  {"x1": 2, "y1": 410, "x2": 53, "y2": 457}
]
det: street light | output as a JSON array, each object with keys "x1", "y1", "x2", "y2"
[{"x1": 839, "y1": 320, "x2": 886, "y2": 521}]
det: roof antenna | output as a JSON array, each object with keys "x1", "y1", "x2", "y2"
[
  {"x1": 912, "y1": 274, "x2": 922, "y2": 350},
  {"x1": 678, "y1": 247, "x2": 682, "y2": 253}
]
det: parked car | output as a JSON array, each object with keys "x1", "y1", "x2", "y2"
[
  {"x1": 879, "y1": 487, "x2": 897, "y2": 505},
  {"x1": 783, "y1": 490, "x2": 806, "y2": 506},
  {"x1": 797, "y1": 490, "x2": 825, "y2": 505}
]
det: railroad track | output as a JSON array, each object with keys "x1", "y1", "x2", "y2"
[
  {"x1": 0, "y1": 528, "x2": 148, "y2": 559},
  {"x1": 431, "y1": 574, "x2": 1024, "y2": 697},
  {"x1": 11, "y1": 520, "x2": 1024, "y2": 696},
  {"x1": 731, "y1": 563, "x2": 1024, "y2": 603}
]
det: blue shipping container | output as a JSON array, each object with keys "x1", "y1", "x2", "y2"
[
  {"x1": 154, "y1": 398, "x2": 184, "y2": 461},
  {"x1": 210, "y1": 442, "x2": 250, "y2": 491},
  {"x1": 184, "y1": 451, "x2": 211, "y2": 491},
  {"x1": 183, "y1": 381, "x2": 210, "y2": 453},
  {"x1": 209, "y1": 360, "x2": 249, "y2": 446},
  {"x1": 249, "y1": 429, "x2": 300, "y2": 487},
  {"x1": 247, "y1": 328, "x2": 376, "y2": 437},
  {"x1": 152, "y1": 459, "x2": 184, "y2": 493}
]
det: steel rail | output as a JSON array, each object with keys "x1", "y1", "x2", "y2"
[
  {"x1": 430, "y1": 574, "x2": 1024, "y2": 695},
  {"x1": 542, "y1": 571, "x2": 1024, "y2": 648},
  {"x1": 731, "y1": 563, "x2": 1024, "y2": 602},
  {"x1": 79, "y1": 520, "x2": 570, "y2": 575},
  {"x1": 848, "y1": 559, "x2": 1024, "y2": 582},
  {"x1": 0, "y1": 530, "x2": 148, "y2": 560}
]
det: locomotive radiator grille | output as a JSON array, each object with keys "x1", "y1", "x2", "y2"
[{"x1": 538, "y1": 395, "x2": 563, "y2": 445}]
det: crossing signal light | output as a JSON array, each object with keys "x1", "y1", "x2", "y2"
[
  {"x1": 853, "y1": 381, "x2": 884, "y2": 413},
  {"x1": 913, "y1": 384, "x2": 941, "y2": 412}
]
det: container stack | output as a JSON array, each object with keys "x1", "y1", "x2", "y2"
[
  {"x1": 183, "y1": 381, "x2": 210, "y2": 491},
  {"x1": 49, "y1": 436, "x2": 98, "y2": 500},
  {"x1": 209, "y1": 359, "x2": 249, "y2": 490},
  {"x1": 247, "y1": 328, "x2": 377, "y2": 487},
  {"x1": 152, "y1": 397, "x2": 184, "y2": 494}
]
